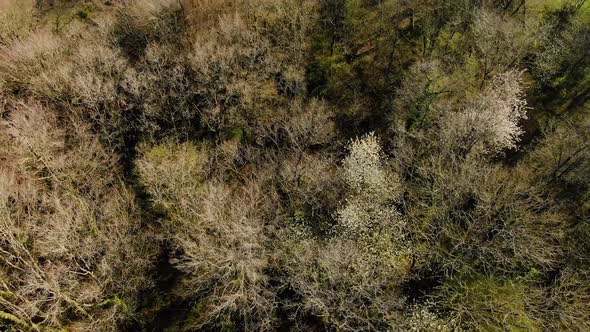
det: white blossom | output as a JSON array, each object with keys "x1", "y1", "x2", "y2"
[
  {"x1": 445, "y1": 70, "x2": 529, "y2": 152},
  {"x1": 337, "y1": 132, "x2": 401, "y2": 236}
]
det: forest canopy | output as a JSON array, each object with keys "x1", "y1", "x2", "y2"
[{"x1": 0, "y1": 0, "x2": 589, "y2": 331}]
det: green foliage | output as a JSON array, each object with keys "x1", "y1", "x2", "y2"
[
  {"x1": 436, "y1": 273, "x2": 541, "y2": 332},
  {"x1": 306, "y1": 54, "x2": 353, "y2": 97}
]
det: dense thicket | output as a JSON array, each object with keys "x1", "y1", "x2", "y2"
[{"x1": 0, "y1": 0, "x2": 589, "y2": 331}]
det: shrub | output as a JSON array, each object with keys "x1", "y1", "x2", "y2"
[
  {"x1": 471, "y1": 8, "x2": 541, "y2": 84},
  {"x1": 0, "y1": 0, "x2": 36, "y2": 46},
  {"x1": 279, "y1": 238, "x2": 409, "y2": 331},
  {"x1": 409, "y1": 152, "x2": 566, "y2": 274},
  {"x1": 544, "y1": 268, "x2": 590, "y2": 331},
  {"x1": 0, "y1": 29, "x2": 64, "y2": 95},
  {"x1": 434, "y1": 273, "x2": 542, "y2": 332},
  {"x1": 136, "y1": 140, "x2": 209, "y2": 213},
  {"x1": 137, "y1": 141, "x2": 276, "y2": 330},
  {"x1": 279, "y1": 152, "x2": 341, "y2": 236},
  {"x1": 112, "y1": 0, "x2": 185, "y2": 62},
  {"x1": 404, "y1": 304, "x2": 454, "y2": 332},
  {"x1": 525, "y1": 118, "x2": 590, "y2": 188},
  {"x1": 0, "y1": 102, "x2": 155, "y2": 331}
]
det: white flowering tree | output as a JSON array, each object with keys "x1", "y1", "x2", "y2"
[
  {"x1": 281, "y1": 132, "x2": 414, "y2": 331},
  {"x1": 443, "y1": 70, "x2": 528, "y2": 153},
  {"x1": 337, "y1": 132, "x2": 403, "y2": 238}
]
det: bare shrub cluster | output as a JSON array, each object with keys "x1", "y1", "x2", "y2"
[
  {"x1": 0, "y1": 103, "x2": 155, "y2": 331},
  {"x1": 137, "y1": 141, "x2": 277, "y2": 330}
]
